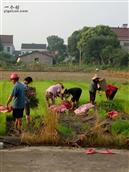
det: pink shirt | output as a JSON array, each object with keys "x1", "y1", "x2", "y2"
[{"x1": 46, "y1": 84, "x2": 62, "y2": 97}]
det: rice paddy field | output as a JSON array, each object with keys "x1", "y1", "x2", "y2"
[{"x1": 0, "y1": 71, "x2": 129, "y2": 142}]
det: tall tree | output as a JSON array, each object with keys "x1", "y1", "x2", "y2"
[
  {"x1": 68, "y1": 27, "x2": 89, "y2": 64},
  {"x1": 68, "y1": 30, "x2": 81, "y2": 63},
  {"x1": 77, "y1": 25, "x2": 120, "y2": 65},
  {"x1": 47, "y1": 35, "x2": 67, "y2": 63}
]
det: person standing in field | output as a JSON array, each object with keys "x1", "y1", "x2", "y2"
[
  {"x1": 45, "y1": 83, "x2": 64, "y2": 107},
  {"x1": 23, "y1": 76, "x2": 33, "y2": 125},
  {"x1": 63, "y1": 87, "x2": 82, "y2": 109},
  {"x1": 89, "y1": 74, "x2": 100, "y2": 104},
  {"x1": 7, "y1": 73, "x2": 25, "y2": 134}
]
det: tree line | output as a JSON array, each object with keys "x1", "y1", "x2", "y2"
[
  {"x1": 48, "y1": 25, "x2": 129, "y2": 67},
  {"x1": 0, "y1": 25, "x2": 129, "y2": 68}
]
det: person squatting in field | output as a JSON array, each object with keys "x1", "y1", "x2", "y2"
[
  {"x1": 6, "y1": 73, "x2": 25, "y2": 133},
  {"x1": 62, "y1": 87, "x2": 82, "y2": 109},
  {"x1": 23, "y1": 76, "x2": 33, "y2": 125},
  {"x1": 45, "y1": 83, "x2": 64, "y2": 107},
  {"x1": 89, "y1": 74, "x2": 101, "y2": 104}
]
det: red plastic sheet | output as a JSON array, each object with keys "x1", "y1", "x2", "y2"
[{"x1": 49, "y1": 101, "x2": 72, "y2": 113}]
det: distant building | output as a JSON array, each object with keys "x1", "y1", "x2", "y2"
[
  {"x1": 14, "y1": 50, "x2": 21, "y2": 57},
  {"x1": 0, "y1": 35, "x2": 15, "y2": 55},
  {"x1": 111, "y1": 24, "x2": 129, "y2": 52},
  {"x1": 21, "y1": 43, "x2": 47, "y2": 55},
  {"x1": 17, "y1": 51, "x2": 53, "y2": 66}
]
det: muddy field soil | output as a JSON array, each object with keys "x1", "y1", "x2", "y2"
[{"x1": 0, "y1": 146, "x2": 129, "y2": 172}]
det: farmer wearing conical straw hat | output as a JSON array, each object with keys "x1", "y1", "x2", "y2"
[{"x1": 89, "y1": 74, "x2": 100, "y2": 104}]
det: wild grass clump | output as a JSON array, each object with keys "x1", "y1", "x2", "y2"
[
  {"x1": 57, "y1": 123, "x2": 74, "y2": 138},
  {"x1": 111, "y1": 119, "x2": 129, "y2": 137},
  {"x1": 22, "y1": 109, "x2": 60, "y2": 145},
  {"x1": 85, "y1": 133, "x2": 126, "y2": 148}
]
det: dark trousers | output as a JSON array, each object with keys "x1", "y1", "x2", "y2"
[
  {"x1": 89, "y1": 91, "x2": 96, "y2": 104},
  {"x1": 25, "y1": 103, "x2": 30, "y2": 116}
]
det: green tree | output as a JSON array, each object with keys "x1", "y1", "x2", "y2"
[
  {"x1": 68, "y1": 30, "x2": 81, "y2": 63},
  {"x1": 47, "y1": 35, "x2": 67, "y2": 63},
  {"x1": 77, "y1": 25, "x2": 120, "y2": 65},
  {"x1": 68, "y1": 27, "x2": 89, "y2": 64}
]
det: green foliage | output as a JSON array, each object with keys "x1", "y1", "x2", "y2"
[
  {"x1": 29, "y1": 96, "x2": 39, "y2": 108},
  {"x1": 68, "y1": 25, "x2": 128, "y2": 68},
  {"x1": 78, "y1": 25, "x2": 121, "y2": 65},
  {"x1": 68, "y1": 30, "x2": 81, "y2": 63},
  {"x1": 57, "y1": 123, "x2": 73, "y2": 138},
  {"x1": 111, "y1": 119, "x2": 129, "y2": 136},
  {"x1": 0, "y1": 52, "x2": 16, "y2": 69},
  {"x1": 0, "y1": 114, "x2": 6, "y2": 135},
  {"x1": 47, "y1": 35, "x2": 67, "y2": 63},
  {"x1": 99, "y1": 100, "x2": 124, "y2": 112},
  {"x1": 82, "y1": 123, "x2": 90, "y2": 132}
]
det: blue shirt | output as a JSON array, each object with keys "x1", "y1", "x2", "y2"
[
  {"x1": 11, "y1": 81, "x2": 25, "y2": 109},
  {"x1": 23, "y1": 83, "x2": 30, "y2": 104}
]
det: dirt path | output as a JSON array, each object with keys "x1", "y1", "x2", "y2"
[
  {"x1": 0, "y1": 146, "x2": 129, "y2": 172},
  {"x1": 0, "y1": 71, "x2": 129, "y2": 82}
]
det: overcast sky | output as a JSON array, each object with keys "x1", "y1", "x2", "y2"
[{"x1": 1, "y1": 0, "x2": 128, "y2": 49}]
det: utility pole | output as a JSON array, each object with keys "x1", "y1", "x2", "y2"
[{"x1": 79, "y1": 47, "x2": 82, "y2": 66}]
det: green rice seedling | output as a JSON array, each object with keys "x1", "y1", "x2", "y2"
[
  {"x1": 57, "y1": 123, "x2": 74, "y2": 138},
  {"x1": 111, "y1": 119, "x2": 129, "y2": 137}
]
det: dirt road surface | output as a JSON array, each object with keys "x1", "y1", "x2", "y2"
[{"x1": 0, "y1": 146, "x2": 129, "y2": 172}]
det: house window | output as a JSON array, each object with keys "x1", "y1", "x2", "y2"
[
  {"x1": 34, "y1": 57, "x2": 39, "y2": 63},
  {"x1": 7, "y1": 47, "x2": 10, "y2": 52},
  {"x1": 124, "y1": 42, "x2": 129, "y2": 46}
]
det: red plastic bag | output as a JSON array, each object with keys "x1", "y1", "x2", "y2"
[
  {"x1": 106, "y1": 85, "x2": 118, "y2": 100},
  {"x1": 107, "y1": 111, "x2": 118, "y2": 119},
  {"x1": 0, "y1": 105, "x2": 12, "y2": 113}
]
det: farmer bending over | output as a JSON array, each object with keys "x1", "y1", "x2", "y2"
[
  {"x1": 7, "y1": 73, "x2": 25, "y2": 134},
  {"x1": 45, "y1": 83, "x2": 64, "y2": 107},
  {"x1": 89, "y1": 74, "x2": 100, "y2": 104},
  {"x1": 63, "y1": 87, "x2": 82, "y2": 109},
  {"x1": 23, "y1": 76, "x2": 33, "y2": 125}
]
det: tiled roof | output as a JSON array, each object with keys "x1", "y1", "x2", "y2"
[
  {"x1": 111, "y1": 27, "x2": 129, "y2": 40},
  {"x1": 21, "y1": 43, "x2": 46, "y2": 49},
  {"x1": 19, "y1": 51, "x2": 54, "y2": 58},
  {"x1": 0, "y1": 35, "x2": 13, "y2": 44}
]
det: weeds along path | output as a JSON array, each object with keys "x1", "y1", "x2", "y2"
[{"x1": 0, "y1": 70, "x2": 129, "y2": 82}]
